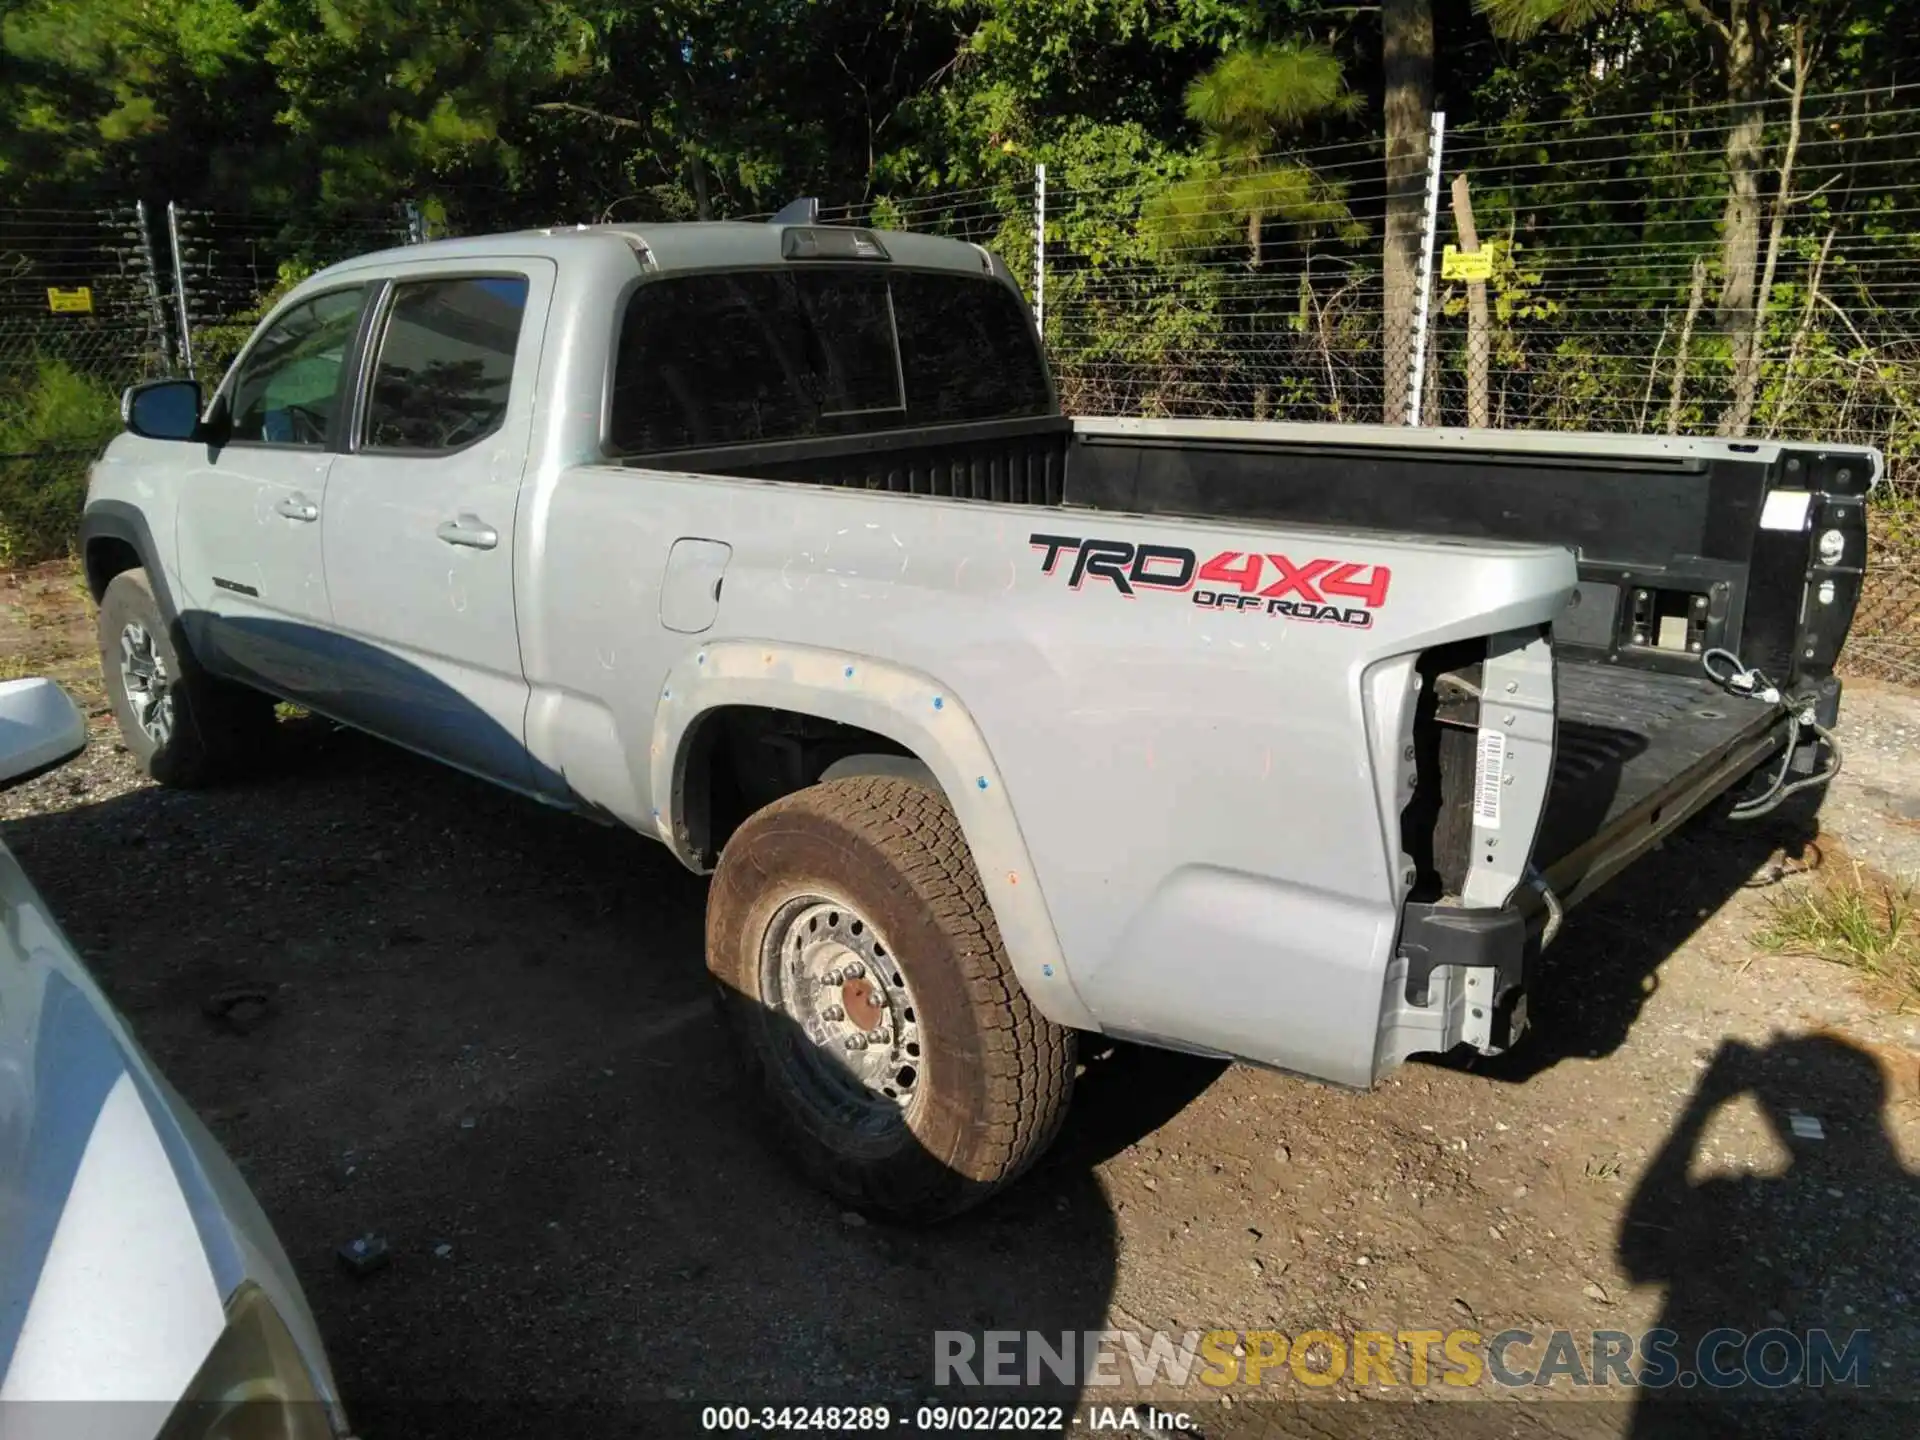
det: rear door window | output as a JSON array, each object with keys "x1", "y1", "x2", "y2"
[
  {"x1": 363, "y1": 275, "x2": 530, "y2": 453},
  {"x1": 609, "y1": 267, "x2": 1049, "y2": 455}
]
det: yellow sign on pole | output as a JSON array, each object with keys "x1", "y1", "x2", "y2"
[
  {"x1": 1441, "y1": 246, "x2": 1492, "y2": 284},
  {"x1": 46, "y1": 286, "x2": 94, "y2": 314}
]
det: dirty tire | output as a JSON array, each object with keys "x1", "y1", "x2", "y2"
[
  {"x1": 707, "y1": 776, "x2": 1076, "y2": 1223},
  {"x1": 97, "y1": 568, "x2": 275, "y2": 787}
]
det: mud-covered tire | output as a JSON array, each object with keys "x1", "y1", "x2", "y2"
[
  {"x1": 707, "y1": 776, "x2": 1076, "y2": 1223},
  {"x1": 96, "y1": 569, "x2": 275, "y2": 787}
]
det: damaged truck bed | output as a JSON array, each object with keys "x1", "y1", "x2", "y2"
[
  {"x1": 655, "y1": 408, "x2": 1870, "y2": 932},
  {"x1": 1065, "y1": 417, "x2": 1870, "y2": 917}
]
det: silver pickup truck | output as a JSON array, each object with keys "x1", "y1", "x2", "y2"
[{"x1": 82, "y1": 219, "x2": 1873, "y2": 1220}]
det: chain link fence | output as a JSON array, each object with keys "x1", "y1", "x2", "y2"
[
  {"x1": 1041, "y1": 137, "x2": 1404, "y2": 423},
  {"x1": 1, "y1": 205, "x2": 171, "y2": 563},
  {"x1": 2, "y1": 86, "x2": 1916, "y2": 679},
  {"x1": 1848, "y1": 511, "x2": 1920, "y2": 684},
  {"x1": 1426, "y1": 95, "x2": 1920, "y2": 450},
  {"x1": 1021, "y1": 92, "x2": 1919, "y2": 684}
]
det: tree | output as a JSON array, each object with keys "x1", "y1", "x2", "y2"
[
  {"x1": 1381, "y1": 0, "x2": 1433, "y2": 423},
  {"x1": 262, "y1": 0, "x2": 610, "y2": 215},
  {"x1": 1142, "y1": 41, "x2": 1360, "y2": 268},
  {"x1": 1141, "y1": 40, "x2": 1362, "y2": 419},
  {"x1": 1476, "y1": 0, "x2": 1831, "y2": 435},
  {"x1": 0, "y1": 0, "x2": 282, "y2": 205}
]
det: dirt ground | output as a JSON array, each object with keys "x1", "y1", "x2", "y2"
[{"x1": 4, "y1": 558, "x2": 1919, "y2": 1439}]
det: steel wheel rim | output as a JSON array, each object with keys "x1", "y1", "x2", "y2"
[
  {"x1": 759, "y1": 893, "x2": 925, "y2": 1134},
  {"x1": 118, "y1": 620, "x2": 173, "y2": 746}
]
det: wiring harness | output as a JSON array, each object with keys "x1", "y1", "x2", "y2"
[{"x1": 1700, "y1": 647, "x2": 1844, "y2": 820}]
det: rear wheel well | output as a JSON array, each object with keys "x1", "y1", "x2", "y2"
[
  {"x1": 84, "y1": 536, "x2": 142, "y2": 603},
  {"x1": 677, "y1": 705, "x2": 924, "y2": 865}
]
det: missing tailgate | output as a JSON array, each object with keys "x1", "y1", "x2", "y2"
[{"x1": 1400, "y1": 639, "x2": 1486, "y2": 902}]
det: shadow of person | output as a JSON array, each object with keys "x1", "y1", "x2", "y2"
[
  {"x1": 1464, "y1": 792, "x2": 1825, "y2": 1086},
  {"x1": 1618, "y1": 1032, "x2": 1918, "y2": 1439}
]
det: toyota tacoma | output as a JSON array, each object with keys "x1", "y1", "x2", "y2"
[{"x1": 81, "y1": 218, "x2": 1871, "y2": 1219}]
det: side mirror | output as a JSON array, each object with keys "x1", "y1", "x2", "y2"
[
  {"x1": 122, "y1": 379, "x2": 204, "y2": 441},
  {"x1": 0, "y1": 678, "x2": 87, "y2": 789}
]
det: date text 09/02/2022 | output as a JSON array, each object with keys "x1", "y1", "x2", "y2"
[{"x1": 698, "y1": 1404, "x2": 1189, "y2": 1432}]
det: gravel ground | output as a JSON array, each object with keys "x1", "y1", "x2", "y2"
[{"x1": 4, "y1": 563, "x2": 1919, "y2": 1438}]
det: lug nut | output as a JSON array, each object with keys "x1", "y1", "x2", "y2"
[
  {"x1": 824, "y1": 1005, "x2": 845, "y2": 1022},
  {"x1": 844, "y1": 961, "x2": 865, "y2": 980},
  {"x1": 844, "y1": 1034, "x2": 869, "y2": 1052},
  {"x1": 823, "y1": 968, "x2": 842, "y2": 985}
]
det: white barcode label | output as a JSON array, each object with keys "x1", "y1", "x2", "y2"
[{"x1": 1474, "y1": 728, "x2": 1506, "y2": 829}]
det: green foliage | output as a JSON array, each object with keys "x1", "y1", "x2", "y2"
[
  {"x1": 192, "y1": 260, "x2": 317, "y2": 382},
  {"x1": 1440, "y1": 237, "x2": 1556, "y2": 366},
  {"x1": 0, "y1": 0, "x2": 1913, "y2": 476},
  {"x1": 1182, "y1": 40, "x2": 1358, "y2": 151},
  {"x1": 259, "y1": 0, "x2": 584, "y2": 206},
  {"x1": 1141, "y1": 39, "x2": 1360, "y2": 263},
  {"x1": 1143, "y1": 161, "x2": 1359, "y2": 259},
  {"x1": 0, "y1": 362, "x2": 122, "y2": 455},
  {"x1": 0, "y1": 361, "x2": 122, "y2": 564},
  {"x1": 1477, "y1": 0, "x2": 1631, "y2": 41},
  {"x1": 0, "y1": 0, "x2": 280, "y2": 202},
  {"x1": 1757, "y1": 864, "x2": 1918, "y2": 1007}
]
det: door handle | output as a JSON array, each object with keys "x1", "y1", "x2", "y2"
[
  {"x1": 275, "y1": 494, "x2": 319, "y2": 522},
  {"x1": 436, "y1": 514, "x2": 500, "y2": 551}
]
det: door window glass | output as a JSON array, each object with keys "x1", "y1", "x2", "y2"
[
  {"x1": 228, "y1": 287, "x2": 365, "y2": 447},
  {"x1": 364, "y1": 276, "x2": 530, "y2": 452}
]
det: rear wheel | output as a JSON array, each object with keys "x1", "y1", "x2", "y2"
[
  {"x1": 706, "y1": 776, "x2": 1076, "y2": 1222},
  {"x1": 97, "y1": 569, "x2": 275, "y2": 786}
]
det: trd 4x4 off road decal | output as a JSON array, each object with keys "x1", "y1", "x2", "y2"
[{"x1": 1029, "y1": 534, "x2": 1391, "y2": 629}]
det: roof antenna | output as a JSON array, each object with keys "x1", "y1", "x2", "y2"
[{"x1": 769, "y1": 197, "x2": 820, "y2": 225}]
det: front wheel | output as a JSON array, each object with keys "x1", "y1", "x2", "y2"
[
  {"x1": 97, "y1": 569, "x2": 275, "y2": 786},
  {"x1": 706, "y1": 776, "x2": 1076, "y2": 1222}
]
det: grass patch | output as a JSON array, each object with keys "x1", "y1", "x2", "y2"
[
  {"x1": 0, "y1": 360, "x2": 122, "y2": 565},
  {"x1": 1756, "y1": 862, "x2": 1920, "y2": 1010}
]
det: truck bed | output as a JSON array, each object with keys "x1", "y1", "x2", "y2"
[
  {"x1": 1539, "y1": 663, "x2": 1780, "y2": 898},
  {"x1": 1062, "y1": 417, "x2": 1864, "y2": 910},
  {"x1": 632, "y1": 412, "x2": 1866, "y2": 917}
]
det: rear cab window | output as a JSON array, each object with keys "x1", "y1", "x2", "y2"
[{"x1": 607, "y1": 267, "x2": 1052, "y2": 455}]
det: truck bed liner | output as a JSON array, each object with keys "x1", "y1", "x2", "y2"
[{"x1": 1536, "y1": 663, "x2": 1779, "y2": 878}]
